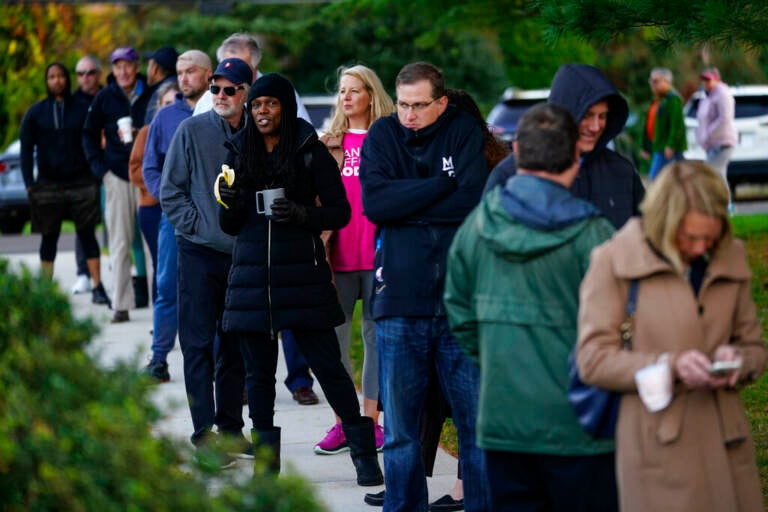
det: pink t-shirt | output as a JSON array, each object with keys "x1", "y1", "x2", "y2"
[{"x1": 331, "y1": 130, "x2": 376, "y2": 272}]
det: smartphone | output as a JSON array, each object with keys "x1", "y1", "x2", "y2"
[{"x1": 708, "y1": 360, "x2": 742, "y2": 375}]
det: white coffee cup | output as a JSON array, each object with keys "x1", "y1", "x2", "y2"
[
  {"x1": 635, "y1": 360, "x2": 673, "y2": 412},
  {"x1": 256, "y1": 188, "x2": 285, "y2": 216},
  {"x1": 117, "y1": 116, "x2": 133, "y2": 144}
]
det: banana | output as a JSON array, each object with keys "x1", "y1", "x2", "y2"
[{"x1": 214, "y1": 164, "x2": 236, "y2": 209}]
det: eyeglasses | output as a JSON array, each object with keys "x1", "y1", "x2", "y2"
[
  {"x1": 396, "y1": 99, "x2": 437, "y2": 112},
  {"x1": 210, "y1": 84, "x2": 245, "y2": 97},
  {"x1": 76, "y1": 69, "x2": 98, "y2": 77}
]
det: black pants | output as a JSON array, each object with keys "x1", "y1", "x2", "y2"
[
  {"x1": 176, "y1": 237, "x2": 245, "y2": 444},
  {"x1": 239, "y1": 327, "x2": 360, "y2": 431},
  {"x1": 485, "y1": 450, "x2": 617, "y2": 512}
]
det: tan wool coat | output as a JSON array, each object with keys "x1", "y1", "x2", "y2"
[{"x1": 577, "y1": 218, "x2": 767, "y2": 512}]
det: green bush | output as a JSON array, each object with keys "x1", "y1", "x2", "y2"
[{"x1": 0, "y1": 259, "x2": 325, "y2": 512}]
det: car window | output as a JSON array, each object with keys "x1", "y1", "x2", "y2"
[
  {"x1": 487, "y1": 99, "x2": 542, "y2": 125},
  {"x1": 734, "y1": 96, "x2": 768, "y2": 118}
]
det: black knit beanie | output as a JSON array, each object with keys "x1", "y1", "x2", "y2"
[{"x1": 248, "y1": 72, "x2": 297, "y2": 119}]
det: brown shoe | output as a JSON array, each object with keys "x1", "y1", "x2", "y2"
[
  {"x1": 292, "y1": 386, "x2": 319, "y2": 405},
  {"x1": 110, "y1": 310, "x2": 129, "y2": 323}
]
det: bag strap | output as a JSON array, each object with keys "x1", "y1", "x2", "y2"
[{"x1": 620, "y1": 279, "x2": 639, "y2": 349}]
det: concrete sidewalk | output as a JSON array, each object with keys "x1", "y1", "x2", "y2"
[{"x1": 4, "y1": 248, "x2": 459, "y2": 511}]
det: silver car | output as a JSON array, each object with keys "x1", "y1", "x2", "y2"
[{"x1": 0, "y1": 139, "x2": 30, "y2": 234}]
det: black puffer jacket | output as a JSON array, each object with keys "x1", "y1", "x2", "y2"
[
  {"x1": 220, "y1": 119, "x2": 350, "y2": 335},
  {"x1": 484, "y1": 64, "x2": 644, "y2": 229}
]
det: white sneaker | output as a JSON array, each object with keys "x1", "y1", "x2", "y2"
[{"x1": 71, "y1": 274, "x2": 92, "y2": 294}]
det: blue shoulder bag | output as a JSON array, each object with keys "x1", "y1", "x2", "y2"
[{"x1": 568, "y1": 279, "x2": 638, "y2": 439}]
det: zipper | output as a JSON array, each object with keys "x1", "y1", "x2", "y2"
[
  {"x1": 267, "y1": 219, "x2": 275, "y2": 341},
  {"x1": 311, "y1": 234, "x2": 318, "y2": 266}
]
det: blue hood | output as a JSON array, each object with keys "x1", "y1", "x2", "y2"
[{"x1": 548, "y1": 64, "x2": 629, "y2": 153}]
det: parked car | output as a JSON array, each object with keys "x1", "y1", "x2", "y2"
[
  {"x1": 684, "y1": 85, "x2": 768, "y2": 192},
  {"x1": 301, "y1": 94, "x2": 337, "y2": 137},
  {"x1": 486, "y1": 87, "x2": 550, "y2": 148},
  {"x1": 0, "y1": 139, "x2": 30, "y2": 234}
]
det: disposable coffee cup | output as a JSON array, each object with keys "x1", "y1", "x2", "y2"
[
  {"x1": 256, "y1": 188, "x2": 285, "y2": 216},
  {"x1": 634, "y1": 361, "x2": 673, "y2": 412},
  {"x1": 117, "y1": 116, "x2": 133, "y2": 144}
]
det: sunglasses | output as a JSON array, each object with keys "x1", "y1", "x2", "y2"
[
  {"x1": 210, "y1": 84, "x2": 245, "y2": 97},
  {"x1": 76, "y1": 69, "x2": 98, "y2": 77}
]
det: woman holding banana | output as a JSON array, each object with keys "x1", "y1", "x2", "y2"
[{"x1": 214, "y1": 73, "x2": 383, "y2": 487}]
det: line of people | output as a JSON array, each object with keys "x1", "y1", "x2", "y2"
[{"x1": 18, "y1": 37, "x2": 765, "y2": 512}]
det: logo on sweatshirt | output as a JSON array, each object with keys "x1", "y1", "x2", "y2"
[{"x1": 442, "y1": 156, "x2": 455, "y2": 177}]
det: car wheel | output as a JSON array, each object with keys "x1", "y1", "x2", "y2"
[{"x1": 727, "y1": 178, "x2": 739, "y2": 199}]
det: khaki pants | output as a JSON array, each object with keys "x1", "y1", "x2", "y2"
[{"x1": 104, "y1": 171, "x2": 139, "y2": 311}]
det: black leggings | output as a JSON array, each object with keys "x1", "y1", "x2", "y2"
[
  {"x1": 239, "y1": 327, "x2": 361, "y2": 430},
  {"x1": 40, "y1": 227, "x2": 99, "y2": 262}
]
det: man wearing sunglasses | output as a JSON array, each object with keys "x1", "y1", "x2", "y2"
[
  {"x1": 70, "y1": 55, "x2": 104, "y2": 296},
  {"x1": 359, "y1": 61, "x2": 490, "y2": 512},
  {"x1": 160, "y1": 58, "x2": 252, "y2": 466}
]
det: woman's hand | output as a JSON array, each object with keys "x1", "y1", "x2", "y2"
[
  {"x1": 673, "y1": 349, "x2": 734, "y2": 389},
  {"x1": 712, "y1": 345, "x2": 743, "y2": 388}
]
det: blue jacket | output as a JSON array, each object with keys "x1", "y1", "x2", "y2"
[
  {"x1": 359, "y1": 105, "x2": 487, "y2": 319},
  {"x1": 484, "y1": 64, "x2": 644, "y2": 229},
  {"x1": 82, "y1": 78, "x2": 152, "y2": 181},
  {"x1": 142, "y1": 94, "x2": 193, "y2": 200}
]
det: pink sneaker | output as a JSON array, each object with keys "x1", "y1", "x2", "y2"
[
  {"x1": 313, "y1": 423, "x2": 349, "y2": 455},
  {"x1": 374, "y1": 423, "x2": 384, "y2": 452}
]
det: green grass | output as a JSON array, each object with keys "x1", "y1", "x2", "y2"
[{"x1": 348, "y1": 213, "x2": 768, "y2": 483}]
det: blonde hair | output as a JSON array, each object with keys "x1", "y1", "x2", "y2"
[
  {"x1": 325, "y1": 65, "x2": 394, "y2": 138},
  {"x1": 640, "y1": 160, "x2": 730, "y2": 273}
]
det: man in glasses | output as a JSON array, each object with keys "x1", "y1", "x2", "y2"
[
  {"x1": 82, "y1": 46, "x2": 153, "y2": 324},
  {"x1": 195, "y1": 32, "x2": 321, "y2": 410},
  {"x1": 141, "y1": 50, "x2": 212, "y2": 384},
  {"x1": 160, "y1": 58, "x2": 252, "y2": 466},
  {"x1": 359, "y1": 61, "x2": 490, "y2": 512},
  {"x1": 70, "y1": 55, "x2": 104, "y2": 295}
]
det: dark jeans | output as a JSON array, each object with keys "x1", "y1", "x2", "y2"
[
  {"x1": 377, "y1": 316, "x2": 488, "y2": 512},
  {"x1": 485, "y1": 450, "x2": 617, "y2": 512},
  {"x1": 75, "y1": 233, "x2": 89, "y2": 276},
  {"x1": 239, "y1": 327, "x2": 360, "y2": 431},
  {"x1": 138, "y1": 203, "x2": 162, "y2": 301},
  {"x1": 176, "y1": 237, "x2": 244, "y2": 444},
  {"x1": 281, "y1": 329, "x2": 314, "y2": 392}
]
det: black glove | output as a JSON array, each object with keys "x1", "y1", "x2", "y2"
[
  {"x1": 218, "y1": 177, "x2": 245, "y2": 210},
  {"x1": 270, "y1": 197, "x2": 307, "y2": 225}
]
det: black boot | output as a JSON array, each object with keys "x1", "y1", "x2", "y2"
[
  {"x1": 252, "y1": 427, "x2": 281, "y2": 475},
  {"x1": 343, "y1": 417, "x2": 384, "y2": 486},
  {"x1": 133, "y1": 275, "x2": 149, "y2": 308}
]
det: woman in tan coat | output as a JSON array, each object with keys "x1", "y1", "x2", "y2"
[{"x1": 577, "y1": 160, "x2": 766, "y2": 512}]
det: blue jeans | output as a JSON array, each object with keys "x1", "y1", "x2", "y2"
[
  {"x1": 649, "y1": 151, "x2": 684, "y2": 180},
  {"x1": 377, "y1": 316, "x2": 489, "y2": 512},
  {"x1": 281, "y1": 329, "x2": 314, "y2": 392},
  {"x1": 150, "y1": 213, "x2": 177, "y2": 362}
]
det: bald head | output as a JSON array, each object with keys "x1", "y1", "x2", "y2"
[{"x1": 75, "y1": 55, "x2": 102, "y2": 96}]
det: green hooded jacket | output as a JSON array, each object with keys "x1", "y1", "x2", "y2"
[{"x1": 445, "y1": 178, "x2": 615, "y2": 455}]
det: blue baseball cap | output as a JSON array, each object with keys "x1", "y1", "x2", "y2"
[
  {"x1": 110, "y1": 47, "x2": 139, "y2": 63},
  {"x1": 212, "y1": 58, "x2": 253, "y2": 85}
]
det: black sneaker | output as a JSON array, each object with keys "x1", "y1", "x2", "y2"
[
  {"x1": 143, "y1": 359, "x2": 170, "y2": 383},
  {"x1": 92, "y1": 283, "x2": 111, "y2": 307},
  {"x1": 221, "y1": 433, "x2": 254, "y2": 460},
  {"x1": 192, "y1": 445, "x2": 237, "y2": 471}
]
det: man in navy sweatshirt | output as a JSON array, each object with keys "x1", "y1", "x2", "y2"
[{"x1": 359, "y1": 62, "x2": 489, "y2": 512}]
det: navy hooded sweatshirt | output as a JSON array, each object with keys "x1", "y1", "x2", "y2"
[
  {"x1": 359, "y1": 104, "x2": 487, "y2": 319},
  {"x1": 484, "y1": 64, "x2": 644, "y2": 229}
]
